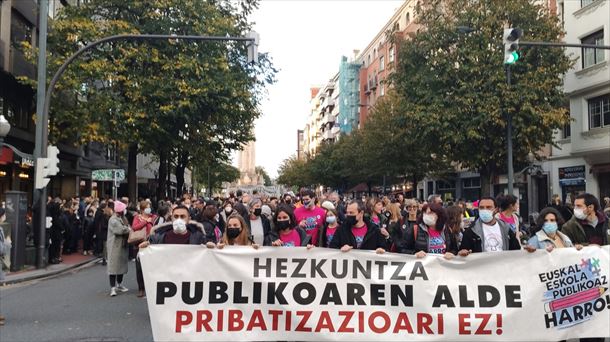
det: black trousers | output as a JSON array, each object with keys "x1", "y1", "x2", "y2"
[
  {"x1": 48, "y1": 227, "x2": 62, "y2": 260},
  {"x1": 136, "y1": 256, "x2": 145, "y2": 291},
  {"x1": 109, "y1": 274, "x2": 124, "y2": 287}
]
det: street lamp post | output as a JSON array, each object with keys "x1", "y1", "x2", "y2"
[{"x1": 33, "y1": 32, "x2": 259, "y2": 268}]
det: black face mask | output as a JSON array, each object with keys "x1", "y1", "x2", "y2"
[
  {"x1": 227, "y1": 228, "x2": 241, "y2": 239},
  {"x1": 276, "y1": 220, "x2": 291, "y2": 231},
  {"x1": 345, "y1": 215, "x2": 357, "y2": 227},
  {"x1": 254, "y1": 208, "x2": 262, "y2": 216}
]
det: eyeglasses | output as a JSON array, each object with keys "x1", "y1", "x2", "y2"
[{"x1": 172, "y1": 214, "x2": 188, "y2": 220}]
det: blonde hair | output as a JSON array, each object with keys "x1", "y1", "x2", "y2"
[
  {"x1": 222, "y1": 214, "x2": 251, "y2": 246},
  {"x1": 386, "y1": 203, "x2": 402, "y2": 222}
]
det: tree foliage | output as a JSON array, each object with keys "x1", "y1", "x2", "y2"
[
  {"x1": 391, "y1": 0, "x2": 573, "y2": 194},
  {"x1": 20, "y1": 0, "x2": 276, "y2": 198}
]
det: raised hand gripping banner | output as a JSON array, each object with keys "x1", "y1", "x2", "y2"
[{"x1": 140, "y1": 245, "x2": 610, "y2": 341}]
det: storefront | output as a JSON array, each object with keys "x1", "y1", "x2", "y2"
[
  {"x1": 0, "y1": 146, "x2": 34, "y2": 205},
  {"x1": 558, "y1": 165, "x2": 586, "y2": 205}
]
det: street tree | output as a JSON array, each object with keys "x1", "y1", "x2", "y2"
[
  {"x1": 391, "y1": 0, "x2": 573, "y2": 195},
  {"x1": 20, "y1": 0, "x2": 276, "y2": 200}
]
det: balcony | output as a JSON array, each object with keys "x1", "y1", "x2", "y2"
[
  {"x1": 370, "y1": 77, "x2": 378, "y2": 90},
  {"x1": 324, "y1": 97, "x2": 335, "y2": 109},
  {"x1": 10, "y1": 47, "x2": 36, "y2": 79},
  {"x1": 331, "y1": 126, "x2": 341, "y2": 134},
  {"x1": 323, "y1": 130, "x2": 334, "y2": 140},
  {"x1": 322, "y1": 113, "x2": 336, "y2": 125}
]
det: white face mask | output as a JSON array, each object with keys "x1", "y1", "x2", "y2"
[
  {"x1": 173, "y1": 219, "x2": 187, "y2": 234},
  {"x1": 573, "y1": 208, "x2": 587, "y2": 220},
  {"x1": 144, "y1": 207, "x2": 152, "y2": 215},
  {"x1": 423, "y1": 213, "x2": 437, "y2": 226}
]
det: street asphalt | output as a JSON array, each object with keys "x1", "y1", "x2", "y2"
[{"x1": 0, "y1": 260, "x2": 153, "y2": 342}]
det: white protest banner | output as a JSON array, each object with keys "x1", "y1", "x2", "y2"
[{"x1": 140, "y1": 245, "x2": 610, "y2": 341}]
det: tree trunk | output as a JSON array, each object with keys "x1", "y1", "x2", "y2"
[
  {"x1": 167, "y1": 159, "x2": 172, "y2": 200},
  {"x1": 175, "y1": 152, "x2": 188, "y2": 197},
  {"x1": 479, "y1": 169, "x2": 494, "y2": 198},
  {"x1": 127, "y1": 143, "x2": 138, "y2": 203},
  {"x1": 157, "y1": 150, "x2": 168, "y2": 201}
]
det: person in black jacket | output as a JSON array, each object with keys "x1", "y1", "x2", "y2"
[
  {"x1": 458, "y1": 197, "x2": 521, "y2": 256},
  {"x1": 47, "y1": 199, "x2": 64, "y2": 264},
  {"x1": 328, "y1": 200, "x2": 387, "y2": 253},
  {"x1": 401, "y1": 203, "x2": 459, "y2": 259},
  {"x1": 199, "y1": 200, "x2": 222, "y2": 243},
  {"x1": 246, "y1": 198, "x2": 272, "y2": 246}
]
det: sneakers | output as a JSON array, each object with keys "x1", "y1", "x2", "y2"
[
  {"x1": 116, "y1": 284, "x2": 129, "y2": 293},
  {"x1": 109, "y1": 287, "x2": 117, "y2": 297}
]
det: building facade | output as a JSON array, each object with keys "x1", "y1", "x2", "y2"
[{"x1": 542, "y1": 0, "x2": 610, "y2": 204}]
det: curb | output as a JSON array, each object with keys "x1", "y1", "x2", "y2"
[{"x1": 1, "y1": 257, "x2": 100, "y2": 286}]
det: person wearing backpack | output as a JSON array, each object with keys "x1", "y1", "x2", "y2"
[{"x1": 400, "y1": 203, "x2": 458, "y2": 259}]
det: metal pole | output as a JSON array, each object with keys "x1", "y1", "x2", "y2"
[
  {"x1": 34, "y1": 0, "x2": 49, "y2": 269},
  {"x1": 506, "y1": 65, "x2": 514, "y2": 196},
  {"x1": 520, "y1": 41, "x2": 610, "y2": 49}
]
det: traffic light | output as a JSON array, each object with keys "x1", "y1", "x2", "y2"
[
  {"x1": 246, "y1": 31, "x2": 259, "y2": 64},
  {"x1": 503, "y1": 28, "x2": 522, "y2": 64},
  {"x1": 34, "y1": 145, "x2": 60, "y2": 189}
]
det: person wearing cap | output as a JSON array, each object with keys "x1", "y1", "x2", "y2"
[{"x1": 106, "y1": 201, "x2": 131, "y2": 297}]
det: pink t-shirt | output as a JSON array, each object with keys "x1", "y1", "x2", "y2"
[
  {"x1": 351, "y1": 224, "x2": 367, "y2": 248},
  {"x1": 428, "y1": 228, "x2": 446, "y2": 254},
  {"x1": 280, "y1": 229, "x2": 301, "y2": 247},
  {"x1": 372, "y1": 215, "x2": 380, "y2": 226},
  {"x1": 325, "y1": 226, "x2": 338, "y2": 247},
  {"x1": 294, "y1": 206, "x2": 326, "y2": 245},
  {"x1": 499, "y1": 213, "x2": 517, "y2": 233}
]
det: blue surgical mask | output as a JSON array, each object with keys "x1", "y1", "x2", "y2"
[
  {"x1": 479, "y1": 210, "x2": 494, "y2": 223},
  {"x1": 542, "y1": 222, "x2": 558, "y2": 235},
  {"x1": 326, "y1": 216, "x2": 336, "y2": 224}
]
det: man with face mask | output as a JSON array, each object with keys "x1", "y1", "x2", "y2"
[
  {"x1": 458, "y1": 197, "x2": 521, "y2": 256},
  {"x1": 140, "y1": 205, "x2": 208, "y2": 248},
  {"x1": 294, "y1": 189, "x2": 326, "y2": 246},
  {"x1": 328, "y1": 200, "x2": 387, "y2": 253},
  {"x1": 561, "y1": 193, "x2": 608, "y2": 247}
]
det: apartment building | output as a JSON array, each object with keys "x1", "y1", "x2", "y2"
[{"x1": 543, "y1": 0, "x2": 610, "y2": 203}]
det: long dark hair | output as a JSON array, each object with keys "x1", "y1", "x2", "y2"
[
  {"x1": 445, "y1": 205, "x2": 464, "y2": 234},
  {"x1": 273, "y1": 204, "x2": 296, "y2": 231},
  {"x1": 417, "y1": 203, "x2": 447, "y2": 230}
]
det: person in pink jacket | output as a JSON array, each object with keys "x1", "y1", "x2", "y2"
[{"x1": 132, "y1": 200, "x2": 157, "y2": 298}]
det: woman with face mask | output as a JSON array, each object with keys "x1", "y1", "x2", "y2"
[
  {"x1": 319, "y1": 208, "x2": 340, "y2": 248},
  {"x1": 247, "y1": 198, "x2": 272, "y2": 246},
  {"x1": 106, "y1": 201, "x2": 131, "y2": 297},
  {"x1": 216, "y1": 214, "x2": 259, "y2": 249},
  {"x1": 525, "y1": 207, "x2": 582, "y2": 253},
  {"x1": 402, "y1": 203, "x2": 458, "y2": 259},
  {"x1": 220, "y1": 201, "x2": 234, "y2": 227},
  {"x1": 268, "y1": 205, "x2": 313, "y2": 248},
  {"x1": 131, "y1": 200, "x2": 157, "y2": 298}
]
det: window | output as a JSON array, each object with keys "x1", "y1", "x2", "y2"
[
  {"x1": 588, "y1": 94, "x2": 610, "y2": 129},
  {"x1": 406, "y1": 12, "x2": 411, "y2": 25},
  {"x1": 368, "y1": 54, "x2": 371, "y2": 66},
  {"x1": 581, "y1": 30, "x2": 604, "y2": 68},
  {"x1": 380, "y1": 55, "x2": 385, "y2": 71},
  {"x1": 10, "y1": 11, "x2": 32, "y2": 46},
  {"x1": 581, "y1": 0, "x2": 595, "y2": 7},
  {"x1": 106, "y1": 144, "x2": 117, "y2": 162},
  {"x1": 389, "y1": 46, "x2": 395, "y2": 63},
  {"x1": 462, "y1": 177, "x2": 481, "y2": 189},
  {"x1": 562, "y1": 122, "x2": 571, "y2": 138}
]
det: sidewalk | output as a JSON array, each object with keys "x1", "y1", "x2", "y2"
[{"x1": 1, "y1": 253, "x2": 99, "y2": 286}]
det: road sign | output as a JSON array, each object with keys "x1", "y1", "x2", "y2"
[{"x1": 92, "y1": 169, "x2": 125, "y2": 181}]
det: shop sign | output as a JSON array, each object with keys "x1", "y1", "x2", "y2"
[
  {"x1": 558, "y1": 165, "x2": 585, "y2": 180},
  {"x1": 92, "y1": 169, "x2": 125, "y2": 181}
]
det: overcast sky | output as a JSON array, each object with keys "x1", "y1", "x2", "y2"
[{"x1": 245, "y1": 0, "x2": 403, "y2": 178}]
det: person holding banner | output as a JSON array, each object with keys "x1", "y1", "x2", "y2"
[
  {"x1": 328, "y1": 200, "x2": 387, "y2": 253},
  {"x1": 268, "y1": 205, "x2": 313, "y2": 248},
  {"x1": 246, "y1": 198, "x2": 272, "y2": 246},
  {"x1": 401, "y1": 203, "x2": 458, "y2": 259},
  {"x1": 138, "y1": 205, "x2": 209, "y2": 248},
  {"x1": 458, "y1": 197, "x2": 521, "y2": 256},
  {"x1": 318, "y1": 207, "x2": 340, "y2": 248},
  {"x1": 216, "y1": 214, "x2": 259, "y2": 249},
  {"x1": 526, "y1": 207, "x2": 581, "y2": 252}
]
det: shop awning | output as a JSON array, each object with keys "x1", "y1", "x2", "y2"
[{"x1": 590, "y1": 164, "x2": 610, "y2": 174}]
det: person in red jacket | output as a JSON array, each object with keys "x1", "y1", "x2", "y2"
[{"x1": 132, "y1": 200, "x2": 157, "y2": 298}]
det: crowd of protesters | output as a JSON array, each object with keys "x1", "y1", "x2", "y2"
[{"x1": 40, "y1": 190, "x2": 609, "y2": 307}]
